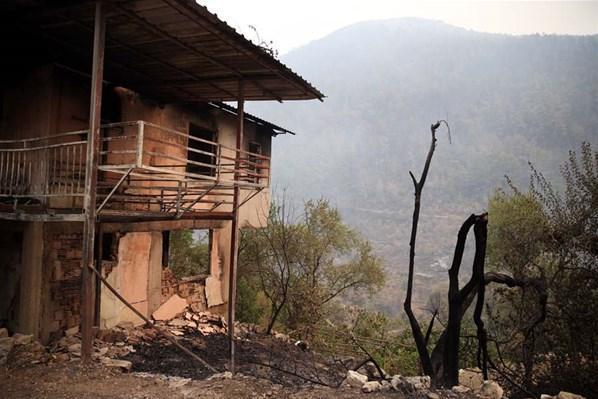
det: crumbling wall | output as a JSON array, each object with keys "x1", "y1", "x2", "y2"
[
  {"x1": 100, "y1": 231, "x2": 163, "y2": 329},
  {"x1": 42, "y1": 223, "x2": 84, "y2": 343},
  {"x1": 161, "y1": 268, "x2": 208, "y2": 313}
]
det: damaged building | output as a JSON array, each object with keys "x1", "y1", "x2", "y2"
[{"x1": 0, "y1": 0, "x2": 322, "y2": 362}]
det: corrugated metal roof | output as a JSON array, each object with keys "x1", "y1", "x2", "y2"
[
  {"x1": 209, "y1": 102, "x2": 296, "y2": 136},
  {"x1": 0, "y1": 0, "x2": 324, "y2": 102}
]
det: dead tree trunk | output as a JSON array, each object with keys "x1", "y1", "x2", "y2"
[
  {"x1": 404, "y1": 121, "x2": 445, "y2": 378},
  {"x1": 472, "y1": 217, "x2": 489, "y2": 380}
]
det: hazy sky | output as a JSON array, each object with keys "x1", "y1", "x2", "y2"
[{"x1": 200, "y1": 1, "x2": 598, "y2": 54}]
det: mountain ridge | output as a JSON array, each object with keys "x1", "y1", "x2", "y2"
[{"x1": 249, "y1": 17, "x2": 598, "y2": 314}]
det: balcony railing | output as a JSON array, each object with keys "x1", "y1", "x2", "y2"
[{"x1": 0, "y1": 121, "x2": 270, "y2": 217}]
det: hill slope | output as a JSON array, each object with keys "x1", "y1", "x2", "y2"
[{"x1": 249, "y1": 18, "x2": 598, "y2": 314}]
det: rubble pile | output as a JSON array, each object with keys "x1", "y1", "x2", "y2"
[{"x1": 156, "y1": 310, "x2": 227, "y2": 337}]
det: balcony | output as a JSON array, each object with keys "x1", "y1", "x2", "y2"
[{"x1": 0, "y1": 121, "x2": 270, "y2": 221}]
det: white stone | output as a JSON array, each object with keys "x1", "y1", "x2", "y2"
[
  {"x1": 343, "y1": 370, "x2": 368, "y2": 388},
  {"x1": 361, "y1": 381, "x2": 381, "y2": 393},
  {"x1": 557, "y1": 392, "x2": 586, "y2": 399},
  {"x1": 459, "y1": 367, "x2": 484, "y2": 391},
  {"x1": 540, "y1": 395, "x2": 555, "y2": 399},
  {"x1": 427, "y1": 393, "x2": 441, "y2": 399},
  {"x1": 480, "y1": 380, "x2": 504, "y2": 399}
]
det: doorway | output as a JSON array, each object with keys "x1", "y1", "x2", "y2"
[{"x1": 0, "y1": 231, "x2": 23, "y2": 333}]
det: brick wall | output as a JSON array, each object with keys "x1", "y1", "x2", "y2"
[
  {"x1": 44, "y1": 227, "x2": 83, "y2": 340},
  {"x1": 161, "y1": 268, "x2": 207, "y2": 313}
]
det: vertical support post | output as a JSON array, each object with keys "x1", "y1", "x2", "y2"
[
  {"x1": 227, "y1": 80, "x2": 244, "y2": 374},
  {"x1": 136, "y1": 121, "x2": 144, "y2": 167},
  {"x1": 81, "y1": 1, "x2": 106, "y2": 363}
]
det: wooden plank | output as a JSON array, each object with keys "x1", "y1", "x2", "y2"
[{"x1": 101, "y1": 218, "x2": 225, "y2": 233}]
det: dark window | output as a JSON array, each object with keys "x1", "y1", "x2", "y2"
[
  {"x1": 187, "y1": 124, "x2": 217, "y2": 177},
  {"x1": 162, "y1": 231, "x2": 170, "y2": 268},
  {"x1": 100, "y1": 233, "x2": 117, "y2": 261}
]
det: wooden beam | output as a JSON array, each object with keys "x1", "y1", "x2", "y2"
[
  {"x1": 80, "y1": 0, "x2": 106, "y2": 363},
  {"x1": 227, "y1": 81, "x2": 244, "y2": 374},
  {"x1": 101, "y1": 218, "x2": 226, "y2": 233}
]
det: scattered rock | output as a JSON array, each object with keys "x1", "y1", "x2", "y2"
[
  {"x1": 343, "y1": 370, "x2": 368, "y2": 388},
  {"x1": 557, "y1": 392, "x2": 586, "y2": 399},
  {"x1": 68, "y1": 343, "x2": 81, "y2": 353},
  {"x1": 427, "y1": 392, "x2": 441, "y2": 399},
  {"x1": 0, "y1": 328, "x2": 8, "y2": 338},
  {"x1": 452, "y1": 385, "x2": 471, "y2": 394},
  {"x1": 207, "y1": 371, "x2": 233, "y2": 380},
  {"x1": 152, "y1": 294, "x2": 187, "y2": 321},
  {"x1": 480, "y1": 380, "x2": 504, "y2": 399},
  {"x1": 361, "y1": 381, "x2": 381, "y2": 393},
  {"x1": 274, "y1": 332, "x2": 290, "y2": 342},
  {"x1": 0, "y1": 337, "x2": 14, "y2": 364},
  {"x1": 116, "y1": 321, "x2": 135, "y2": 330},
  {"x1": 168, "y1": 377, "x2": 191, "y2": 389},
  {"x1": 391, "y1": 375, "x2": 430, "y2": 393},
  {"x1": 12, "y1": 333, "x2": 33, "y2": 345},
  {"x1": 168, "y1": 318, "x2": 188, "y2": 328},
  {"x1": 65, "y1": 326, "x2": 79, "y2": 337},
  {"x1": 459, "y1": 367, "x2": 484, "y2": 391},
  {"x1": 96, "y1": 328, "x2": 127, "y2": 343},
  {"x1": 101, "y1": 358, "x2": 132, "y2": 371}
]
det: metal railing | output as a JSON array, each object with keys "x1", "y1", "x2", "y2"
[{"x1": 0, "y1": 121, "x2": 270, "y2": 215}]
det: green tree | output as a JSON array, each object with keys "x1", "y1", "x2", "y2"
[
  {"x1": 169, "y1": 230, "x2": 210, "y2": 278},
  {"x1": 487, "y1": 142, "x2": 598, "y2": 397},
  {"x1": 239, "y1": 198, "x2": 386, "y2": 335}
]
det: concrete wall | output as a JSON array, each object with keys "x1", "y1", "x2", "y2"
[{"x1": 100, "y1": 231, "x2": 163, "y2": 329}]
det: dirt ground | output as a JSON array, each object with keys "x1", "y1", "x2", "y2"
[{"x1": 0, "y1": 362, "x2": 413, "y2": 399}]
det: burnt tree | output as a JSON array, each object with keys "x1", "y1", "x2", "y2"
[{"x1": 403, "y1": 121, "x2": 546, "y2": 388}]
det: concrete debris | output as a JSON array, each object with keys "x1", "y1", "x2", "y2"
[
  {"x1": 480, "y1": 380, "x2": 504, "y2": 399},
  {"x1": 101, "y1": 357, "x2": 133, "y2": 371},
  {"x1": 361, "y1": 381, "x2": 381, "y2": 393},
  {"x1": 115, "y1": 321, "x2": 135, "y2": 330},
  {"x1": 152, "y1": 294, "x2": 188, "y2": 321},
  {"x1": 65, "y1": 326, "x2": 79, "y2": 337},
  {"x1": 12, "y1": 333, "x2": 33, "y2": 345},
  {"x1": 342, "y1": 370, "x2": 368, "y2": 388}
]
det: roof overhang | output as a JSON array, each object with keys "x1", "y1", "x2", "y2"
[{"x1": 0, "y1": 0, "x2": 324, "y2": 103}]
